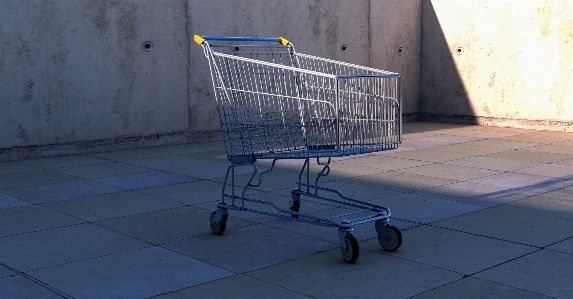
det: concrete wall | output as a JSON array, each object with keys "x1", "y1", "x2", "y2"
[
  {"x1": 370, "y1": 0, "x2": 422, "y2": 118},
  {"x1": 421, "y1": 0, "x2": 573, "y2": 131},
  {"x1": 1, "y1": 0, "x2": 191, "y2": 159},
  {"x1": 1, "y1": 0, "x2": 421, "y2": 161}
]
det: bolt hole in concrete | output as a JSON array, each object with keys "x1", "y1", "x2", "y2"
[
  {"x1": 456, "y1": 47, "x2": 463, "y2": 55},
  {"x1": 340, "y1": 44, "x2": 347, "y2": 52},
  {"x1": 234, "y1": 46, "x2": 240, "y2": 52},
  {"x1": 142, "y1": 41, "x2": 153, "y2": 51},
  {"x1": 397, "y1": 47, "x2": 404, "y2": 55}
]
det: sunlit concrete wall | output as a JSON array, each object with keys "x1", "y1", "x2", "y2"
[{"x1": 421, "y1": 0, "x2": 573, "y2": 131}]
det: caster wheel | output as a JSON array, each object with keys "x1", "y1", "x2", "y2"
[
  {"x1": 210, "y1": 211, "x2": 227, "y2": 235},
  {"x1": 378, "y1": 225, "x2": 402, "y2": 251},
  {"x1": 341, "y1": 235, "x2": 359, "y2": 263},
  {"x1": 290, "y1": 200, "x2": 300, "y2": 218}
]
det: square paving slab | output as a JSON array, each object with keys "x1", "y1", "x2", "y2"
[
  {"x1": 95, "y1": 206, "x2": 256, "y2": 245},
  {"x1": 0, "y1": 223, "x2": 147, "y2": 272},
  {"x1": 246, "y1": 248, "x2": 463, "y2": 299},
  {"x1": 164, "y1": 224, "x2": 336, "y2": 273},
  {"x1": 151, "y1": 274, "x2": 311, "y2": 299},
  {"x1": 1, "y1": 180, "x2": 122, "y2": 204},
  {"x1": 362, "y1": 225, "x2": 537, "y2": 275},
  {"x1": 0, "y1": 205, "x2": 84, "y2": 237},
  {"x1": 43, "y1": 191, "x2": 185, "y2": 222},
  {"x1": 410, "y1": 276, "x2": 550, "y2": 299},
  {"x1": 432, "y1": 207, "x2": 573, "y2": 247},
  {"x1": 0, "y1": 275, "x2": 65, "y2": 299},
  {"x1": 27, "y1": 246, "x2": 233, "y2": 299},
  {"x1": 475, "y1": 249, "x2": 573, "y2": 299}
]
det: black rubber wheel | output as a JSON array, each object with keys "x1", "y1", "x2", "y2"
[
  {"x1": 209, "y1": 211, "x2": 227, "y2": 235},
  {"x1": 290, "y1": 200, "x2": 300, "y2": 218},
  {"x1": 378, "y1": 225, "x2": 402, "y2": 251},
  {"x1": 341, "y1": 235, "x2": 360, "y2": 263}
]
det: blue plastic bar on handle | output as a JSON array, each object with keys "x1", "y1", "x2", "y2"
[
  {"x1": 194, "y1": 35, "x2": 290, "y2": 46},
  {"x1": 201, "y1": 36, "x2": 279, "y2": 42}
]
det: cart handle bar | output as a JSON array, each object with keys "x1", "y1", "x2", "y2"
[{"x1": 194, "y1": 35, "x2": 290, "y2": 46}]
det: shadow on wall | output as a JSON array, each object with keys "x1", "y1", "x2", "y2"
[{"x1": 419, "y1": 0, "x2": 477, "y2": 125}]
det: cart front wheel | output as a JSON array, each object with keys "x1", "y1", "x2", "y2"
[
  {"x1": 378, "y1": 225, "x2": 402, "y2": 251},
  {"x1": 341, "y1": 235, "x2": 359, "y2": 263},
  {"x1": 210, "y1": 211, "x2": 227, "y2": 235}
]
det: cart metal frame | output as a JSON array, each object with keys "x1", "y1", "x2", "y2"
[{"x1": 195, "y1": 35, "x2": 403, "y2": 263}]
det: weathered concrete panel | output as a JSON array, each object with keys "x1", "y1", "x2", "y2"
[
  {"x1": 421, "y1": 0, "x2": 573, "y2": 131},
  {"x1": 188, "y1": 0, "x2": 372, "y2": 133},
  {"x1": 1, "y1": 0, "x2": 189, "y2": 150},
  {"x1": 370, "y1": 0, "x2": 422, "y2": 117}
]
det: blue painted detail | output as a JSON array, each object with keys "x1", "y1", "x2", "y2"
[{"x1": 202, "y1": 36, "x2": 279, "y2": 42}]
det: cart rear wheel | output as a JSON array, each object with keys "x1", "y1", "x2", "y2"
[
  {"x1": 341, "y1": 235, "x2": 359, "y2": 263},
  {"x1": 290, "y1": 200, "x2": 300, "y2": 218},
  {"x1": 378, "y1": 225, "x2": 402, "y2": 251},
  {"x1": 210, "y1": 211, "x2": 227, "y2": 235}
]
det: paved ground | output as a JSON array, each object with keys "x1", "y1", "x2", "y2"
[{"x1": 1, "y1": 121, "x2": 573, "y2": 299}]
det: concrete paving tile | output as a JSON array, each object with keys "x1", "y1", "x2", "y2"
[
  {"x1": 184, "y1": 150, "x2": 229, "y2": 162},
  {"x1": 53, "y1": 161, "x2": 148, "y2": 179},
  {"x1": 528, "y1": 144, "x2": 573, "y2": 155},
  {"x1": 415, "y1": 182, "x2": 536, "y2": 207},
  {"x1": 43, "y1": 191, "x2": 184, "y2": 221},
  {"x1": 400, "y1": 163, "x2": 500, "y2": 181},
  {"x1": 92, "y1": 170, "x2": 196, "y2": 190},
  {"x1": 433, "y1": 207, "x2": 573, "y2": 247},
  {"x1": 95, "y1": 206, "x2": 256, "y2": 245},
  {"x1": 162, "y1": 141, "x2": 225, "y2": 154},
  {"x1": 0, "y1": 265, "x2": 15, "y2": 278},
  {"x1": 547, "y1": 238, "x2": 573, "y2": 255},
  {"x1": 0, "y1": 205, "x2": 84, "y2": 237},
  {"x1": 486, "y1": 150, "x2": 573, "y2": 164},
  {"x1": 21, "y1": 155, "x2": 107, "y2": 169},
  {"x1": 0, "y1": 161, "x2": 41, "y2": 174},
  {"x1": 247, "y1": 247, "x2": 462, "y2": 299},
  {"x1": 138, "y1": 180, "x2": 227, "y2": 205},
  {"x1": 166, "y1": 161, "x2": 255, "y2": 179},
  {"x1": 151, "y1": 274, "x2": 311, "y2": 299},
  {"x1": 2, "y1": 180, "x2": 122, "y2": 204},
  {"x1": 87, "y1": 146, "x2": 173, "y2": 161},
  {"x1": 27, "y1": 246, "x2": 233, "y2": 299},
  {"x1": 410, "y1": 277, "x2": 550, "y2": 299},
  {"x1": 124, "y1": 155, "x2": 209, "y2": 170},
  {"x1": 345, "y1": 171, "x2": 458, "y2": 193},
  {"x1": 467, "y1": 172, "x2": 571, "y2": 193},
  {"x1": 400, "y1": 135, "x2": 482, "y2": 150},
  {"x1": 0, "y1": 192, "x2": 30, "y2": 209},
  {"x1": 499, "y1": 192, "x2": 573, "y2": 221},
  {"x1": 514, "y1": 163, "x2": 573, "y2": 179},
  {"x1": 362, "y1": 225, "x2": 536, "y2": 275},
  {"x1": 445, "y1": 130, "x2": 517, "y2": 139},
  {"x1": 365, "y1": 193, "x2": 484, "y2": 224},
  {"x1": 444, "y1": 156, "x2": 543, "y2": 171},
  {"x1": 497, "y1": 132, "x2": 572, "y2": 144},
  {"x1": 385, "y1": 149, "x2": 477, "y2": 163},
  {"x1": 0, "y1": 275, "x2": 65, "y2": 299},
  {"x1": 475, "y1": 250, "x2": 573, "y2": 299},
  {"x1": 553, "y1": 184, "x2": 573, "y2": 196},
  {"x1": 432, "y1": 139, "x2": 540, "y2": 155},
  {"x1": 338, "y1": 156, "x2": 432, "y2": 171},
  {"x1": 553, "y1": 158, "x2": 573, "y2": 166},
  {"x1": 0, "y1": 170, "x2": 78, "y2": 189},
  {"x1": 0, "y1": 223, "x2": 147, "y2": 272},
  {"x1": 164, "y1": 224, "x2": 336, "y2": 273}
]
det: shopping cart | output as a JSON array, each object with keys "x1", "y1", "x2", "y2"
[{"x1": 195, "y1": 35, "x2": 403, "y2": 263}]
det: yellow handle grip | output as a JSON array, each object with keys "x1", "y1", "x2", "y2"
[{"x1": 194, "y1": 35, "x2": 206, "y2": 45}]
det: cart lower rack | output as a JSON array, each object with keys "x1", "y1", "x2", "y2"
[{"x1": 195, "y1": 35, "x2": 403, "y2": 263}]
